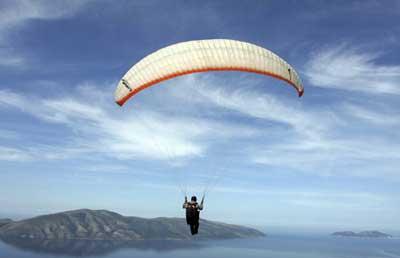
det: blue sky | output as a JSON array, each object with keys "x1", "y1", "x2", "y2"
[{"x1": 0, "y1": 0, "x2": 399, "y2": 232}]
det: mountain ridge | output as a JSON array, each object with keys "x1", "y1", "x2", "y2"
[
  {"x1": 0, "y1": 219, "x2": 13, "y2": 228},
  {"x1": 332, "y1": 230, "x2": 392, "y2": 238},
  {"x1": 0, "y1": 209, "x2": 265, "y2": 240}
]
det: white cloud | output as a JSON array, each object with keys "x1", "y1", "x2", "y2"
[
  {"x1": 0, "y1": 0, "x2": 89, "y2": 33},
  {"x1": 342, "y1": 103, "x2": 399, "y2": 125},
  {"x1": 215, "y1": 186, "x2": 390, "y2": 206},
  {"x1": 163, "y1": 74, "x2": 334, "y2": 142},
  {"x1": 166, "y1": 75, "x2": 400, "y2": 179},
  {"x1": 0, "y1": 0, "x2": 90, "y2": 66},
  {"x1": 0, "y1": 146, "x2": 32, "y2": 161},
  {"x1": 80, "y1": 164, "x2": 130, "y2": 173},
  {"x1": 0, "y1": 89, "x2": 26, "y2": 108},
  {"x1": 1, "y1": 73, "x2": 400, "y2": 179},
  {"x1": 0, "y1": 89, "x2": 202, "y2": 160},
  {"x1": 305, "y1": 45, "x2": 400, "y2": 95},
  {"x1": 252, "y1": 137, "x2": 400, "y2": 178},
  {"x1": 0, "y1": 129, "x2": 19, "y2": 139},
  {"x1": 0, "y1": 80, "x2": 258, "y2": 162},
  {"x1": 0, "y1": 49, "x2": 24, "y2": 67},
  {"x1": 213, "y1": 184, "x2": 400, "y2": 228},
  {"x1": 0, "y1": 144, "x2": 89, "y2": 162}
]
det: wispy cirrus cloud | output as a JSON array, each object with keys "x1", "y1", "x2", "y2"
[
  {"x1": 170, "y1": 75, "x2": 400, "y2": 179},
  {"x1": 1, "y1": 73, "x2": 399, "y2": 179},
  {"x1": 0, "y1": 80, "x2": 258, "y2": 162},
  {"x1": 0, "y1": 129, "x2": 19, "y2": 139},
  {"x1": 213, "y1": 184, "x2": 400, "y2": 228},
  {"x1": 0, "y1": 0, "x2": 90, "y2": 36},
  {"x1": 0, "y1": 0, "x2": 91, "y2": 67},
  {"x1": 305, "y1": 45, "x2": 400, "y2": 95},
  {"x1": 0, "y1": 143, "x2": 91, "y2": 162},
  {"x1": 342, "y1": 103, "x2": 399, "y2": 126},
  {"x1": 0, "y1": 146, "x2": 32, "y2": 161}
]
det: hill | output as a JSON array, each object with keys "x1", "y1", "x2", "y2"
[
  {"x1": 0, "y1": 219, "x2": 13, "y2": 228},
  {"x1": 332, "y1": 230, "x2": 392, "y2": 238},
  {"x1": 0, "y1": 209, "x2": 265, "y2": 240}
]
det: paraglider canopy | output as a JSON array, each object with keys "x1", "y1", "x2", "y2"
[{"x1": 115, "y1": 39, "x2": 304, "y2": 106}]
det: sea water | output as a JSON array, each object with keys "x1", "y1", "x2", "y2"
[{"x1": 0, "y1": 234, "x2": 399, "y2": 258}]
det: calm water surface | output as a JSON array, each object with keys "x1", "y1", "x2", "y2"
[{"x1": 1, "y1": 235, "x2": 399, "y2": 258}]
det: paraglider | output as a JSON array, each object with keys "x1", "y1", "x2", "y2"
[
  {"x1": 114, "y1": 39, "x2": 304, "y2": 235},
  {"x1": 114, "y1": 39, "x2": 303, "y2": 106}
]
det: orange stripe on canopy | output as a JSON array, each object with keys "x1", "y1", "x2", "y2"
[{"x1": 116, "y1": 66, "x2": 303, "y2": 106}]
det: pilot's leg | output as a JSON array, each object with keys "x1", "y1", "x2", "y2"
[
  {"x1": 190, "y1": 224, "x2": 196, "y2": 235},
  {"x1": 194, "y1": 222, "x2": 199, "y2": 234}
]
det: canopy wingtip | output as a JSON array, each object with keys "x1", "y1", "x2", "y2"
[
  {"x1": 298, "y1": 88, "x2": 304, "y2": 97},
  {"x1": 115, "y1": 99, "x2": 124, "y2": 106}
]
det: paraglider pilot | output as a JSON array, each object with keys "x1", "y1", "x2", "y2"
[{"x1": 183, "y1": 195, "x2": 204, "y2": 235}]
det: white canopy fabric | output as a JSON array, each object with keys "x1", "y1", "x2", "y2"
[{"x1": 115, "y1": 39, "x2": 304, "y2": 106}]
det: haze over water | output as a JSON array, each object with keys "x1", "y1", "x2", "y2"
[{"x1": 1, "y1": 235, "x2": 400, "y2": 258}]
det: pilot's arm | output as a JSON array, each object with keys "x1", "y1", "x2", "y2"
[
  {"x1": 182, "y1": 196, "x2": 188, "y2": 209},
  {"x1": 198, "y1": 196, "x2": 205, "y2": 210}
]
